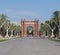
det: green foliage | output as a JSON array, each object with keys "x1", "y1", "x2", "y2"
[
  {"x1": 0, "y1": 11, "x2": 60, "y2": 37},
  {"x1": 0, "y1": 14, "x2": 7, "y2": 36},
  {"x1": 0, "y1": 39, "x2": 8, "y2": 42},
  {"x1": 40, "y1": 10, "x2": 60, "y2": 36}
]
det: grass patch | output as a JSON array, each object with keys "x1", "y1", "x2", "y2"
[
  {"x1": 52, "y1": 39, "x2": 60, "y2": 42},
  {"x1": 49, "y1": 38, "x2": 60, "y2": 42},
  {"x1": 0, "y1": 39, "x2": 8, "y2": 42}
]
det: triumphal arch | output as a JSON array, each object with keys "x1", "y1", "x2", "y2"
[{"x1": 21, "y1": 19, "x2": 39, "y2": 37}]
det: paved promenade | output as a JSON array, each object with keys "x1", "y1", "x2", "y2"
[{"x1": 0, "y1": 37, "x2": 60, "y2": 55}]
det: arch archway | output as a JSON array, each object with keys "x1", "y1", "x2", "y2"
[
  {"x1": 21, "y1": 19, "x2": 39, "y2": 37},
  {"x1": 27, "y1": 26, "x2": 33, "y2": 36}
]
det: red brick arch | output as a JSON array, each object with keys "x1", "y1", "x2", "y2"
[{"x1": 21, "y1": 19, "x2": 39, "y2": 37}]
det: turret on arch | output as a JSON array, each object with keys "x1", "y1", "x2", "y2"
[{"x1": 21, "y1": 19, "x2": 39, "y2": 37}]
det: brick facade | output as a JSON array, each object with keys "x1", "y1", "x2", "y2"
[{"x1": 21, "y1": 19, "x2": 39, "y2": 37}]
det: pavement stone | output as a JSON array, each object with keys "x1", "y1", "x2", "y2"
[{"x1": 0, "y1": 36, "x2": 60, "y2": 55}]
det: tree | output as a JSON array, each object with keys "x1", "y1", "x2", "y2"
[
  {"x1": 40, "y1": 22, "x2": 51, "y2": 36},
  {"x1": 52, "y1": 11, "x2": 60, "y2": 37},
  {"x1": 0, "y1": 14, "x2": 7, "y2": 37},
  {"x1": 9, "y1": 22, "x2": 21, "y2": 37}
]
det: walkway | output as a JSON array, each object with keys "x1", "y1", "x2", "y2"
[{"x1": 0, "y1": 37, "x2": 60, "y2": 55}]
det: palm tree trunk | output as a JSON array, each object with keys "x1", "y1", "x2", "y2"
[
  {"x1": 51, "y1": 29, "x2": 54, "y2": 38},
  {"x1": 5, "y1": 27, "x2": 9, "y2": 38}
]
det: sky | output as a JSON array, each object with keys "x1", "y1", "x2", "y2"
[{"x1": 0, "y1": 0, "x2": 60, "y2": 24}]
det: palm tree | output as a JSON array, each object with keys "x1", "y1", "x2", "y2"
[
  {"x1": 0, "y1": 14, "x2": 7, "y2": 37},
  {"x1": 4, "y1": 20, "x2": 10, "y2": 38},
  {"x1": 14, "y1": 26, "x2": 20, "y2": 37},
  {"x1": 9, "y1": 23, "x2": 21, "y2": 37},
  {"x1": 9, "y1": 23, "x2": 15, "y2": 37},
  {"x1": 0, "y1": 14, "x2": 7, "y2": 23},
  {"x1": 40, "y1": 22, "x2": 51, "y2": 38},
  {"x1": 52, "y1": 11, "x2": 60, "y2": 37}
]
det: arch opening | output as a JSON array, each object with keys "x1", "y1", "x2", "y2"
[{"x1": 27, "y1": 26, "x2": 33, "y2": 36}]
